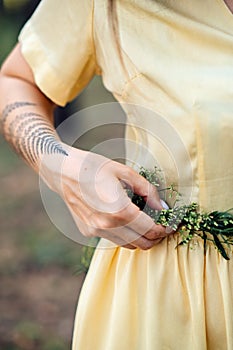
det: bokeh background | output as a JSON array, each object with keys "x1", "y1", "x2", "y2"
[{"x1": 0, "y1": 1, "x2": 122, "y2": 349}]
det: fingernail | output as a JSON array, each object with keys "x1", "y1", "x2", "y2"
[
  {"x1": 165, "y1": 226, "x2": 173, "y2": 234},
  {"x1": 160, "y1": 199, "x2": 169, "y2": 210}
]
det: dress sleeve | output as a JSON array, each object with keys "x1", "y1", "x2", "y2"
[{"x1": 18, "y1": 0, "x2": 98, "y2": 106}]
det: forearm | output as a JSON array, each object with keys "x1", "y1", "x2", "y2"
[{"x1": 0, "y1": 74, "x2": 67, "y2": 172}]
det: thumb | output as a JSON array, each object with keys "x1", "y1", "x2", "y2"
[{"x1": 116, "y1": 165, "x2": 163, "y2": 210}]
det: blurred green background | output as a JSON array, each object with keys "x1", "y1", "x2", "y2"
[{"x1": 0, "y1": 1, "x2": 122, "y2": 349}]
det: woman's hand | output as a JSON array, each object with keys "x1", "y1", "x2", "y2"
[{"x1": 40, "y1": 144, "x2": 169, "y2": 249}]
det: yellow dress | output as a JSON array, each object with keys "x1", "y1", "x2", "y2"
[{"x1": 19, "y1": 0, "x2": 233, "y2": 349}]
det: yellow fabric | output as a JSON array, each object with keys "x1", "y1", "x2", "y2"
[
  {"x1": 73, "y1": 237, "x2": 233, "y2": 350},
  {"x1": 19, "y1": 0, "x2": 99, "y2": 106},
  {"x1": 18, "y1": 0, "x2": 233, "y2": 349}
]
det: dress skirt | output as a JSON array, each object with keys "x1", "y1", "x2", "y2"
[{"x1": 72, "y1": 234, "x2": 233, "y2": 350}]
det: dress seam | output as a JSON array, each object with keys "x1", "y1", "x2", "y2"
[
  {"x1": 91, "y1": 0, "x2": 102, "y2": 75},
  {"x1": 121, "y1": 73, "x2": 143, "y2": 98},
  {"x1": 194, "y1": 113, "x2": 206, "y2": 208}
]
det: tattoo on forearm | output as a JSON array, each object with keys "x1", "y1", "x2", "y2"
[
  {"x1": 1, "y1": 101, "x2": 36, "y2": 129},
  {"x1": 1, "y1": 102, "x2": 68, "y2": 165}
]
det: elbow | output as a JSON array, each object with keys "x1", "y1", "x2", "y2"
[
  {"x1": 0, "y1": 43, "x2": 36, "y2": 86},
  {"x1": 0, "y1": 59, "x2": 10, "y2": 79}
]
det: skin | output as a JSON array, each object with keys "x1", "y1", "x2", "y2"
[
  {"x1": 224, "y1": 0, "x2": 233, "y2": 13},
  {"x1": 0, "y1": 43, "x2": 169, "y2": 250}
]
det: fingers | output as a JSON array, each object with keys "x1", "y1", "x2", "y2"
[
  {"x1": 112, "y1": 226, "x2": 165, "y2": 249},
  {"x1": 98, "y1": 230, "x2": 136, "y2": 249},
  {"x1": 73, "y1": 214, "x2": 166, "y2": 250},
  {"x1": 116, "y1": 164, "x2": 163, "y2": 210},
  {"x1": 122, "y1": 244, "x2": 137, "y2": 249},
  {"x1": 126, "y1": 206, "x2": 167, "y2": 240},
  {"x1": 68, "y1": 193, "x2": 169, "y2": 249},
  {"x1": 72, "y1": 213, "x2": 136, "y2": 249}
]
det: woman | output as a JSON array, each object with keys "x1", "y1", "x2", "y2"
[{"x1": 0, "y1": 0, "x2": 233, "y2": 349}]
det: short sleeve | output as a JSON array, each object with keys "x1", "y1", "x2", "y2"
[{"x1": 18, "y1": 0, "x2": 98, "y2": 106}]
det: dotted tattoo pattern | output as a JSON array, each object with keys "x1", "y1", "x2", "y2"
[
  {"x1": 1, "y1": 101, "x2": 36, "y2": 130},
  {"x1": 1, "y1": 102, "x2": 68, "y2": 165}
]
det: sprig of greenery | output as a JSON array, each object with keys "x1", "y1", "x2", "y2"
[
  {"x1": 79, "y1": 167, "x2": 233, "y2": 273},
  {"x1": 74, "y1": 237, "x2": 100, "y2": 274},
  {"x1": 132, "y1": 167, "x2": 233, "y2": 260}
]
